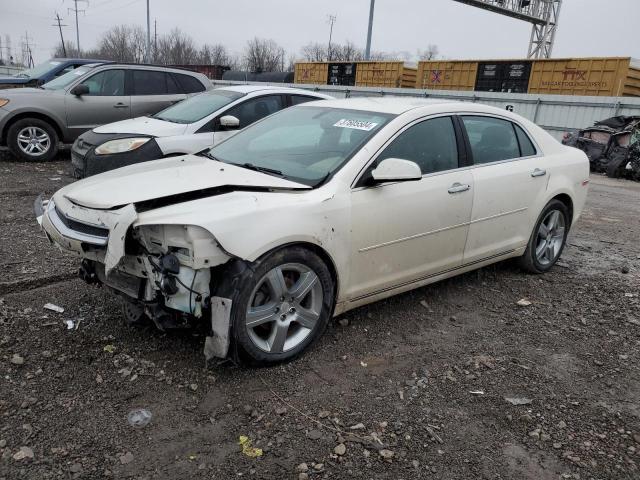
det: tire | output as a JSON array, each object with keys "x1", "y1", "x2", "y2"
[
  {"x1": 227, "y1": 246, "x2": 335, "y2": 365},
  {"x1": 519, "y1": 199, "x2": 570, "y2": 274},
  {"x1": 7, "y1": 118, "x2": 59, "y2": 162}
]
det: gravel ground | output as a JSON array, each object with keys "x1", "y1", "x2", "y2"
[{"x1": 0, "y1": 155, "x2": 639, "y2": 480}]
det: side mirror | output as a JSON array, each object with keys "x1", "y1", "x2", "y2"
[
  {"x1": 219, "y1": 115, "x2": 240, "y2": 130},
  {"x1": 371, "y1": 158, "x2": 422, "y2": 183},
  {"x1": 70, "y1": 84, "x2": 89, "y2": 96}
]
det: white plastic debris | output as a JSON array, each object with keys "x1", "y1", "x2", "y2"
[
  {"x1": 43, "y1": 303, "x2": 64, "y2": 313},
  {"x1": 504, "y1": 396, "x2": 533, "y2": 405},
  {"x1": 516, "y1": 298, "x2": 532, "y2": 307},
  {"x1": 469, "y1": 390, "x2": 485, "y2": 395},
  {"x1": 65, "y1": 320, "x2": 75, "y2": 330},
  {"x1": 127, "y1": 408, "x2": 152, "y2": 428}
]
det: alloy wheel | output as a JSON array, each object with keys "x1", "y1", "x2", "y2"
[
  {"x1": 535, "y1": 209, "x2": 566, "y2": 266},
  {"x1": 245, "y1": 263, "x2": 323, "y2": 354},
  {"x1": 17, "y1": 126, "x2": 51, "y2": 156}
]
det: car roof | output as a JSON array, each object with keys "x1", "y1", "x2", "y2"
[
  {"x1": 51, "y1": 58, "x2": 108, "y2": 63},
  {"x1": 213, "y1": 85, "x2": 328, "y2": 96},
  {"x1": 302, "y1": 96, "x2": 516, "y2": 116}
]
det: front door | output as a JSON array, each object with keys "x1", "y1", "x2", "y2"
[
  {"x1": 348, "y1": 116, "x2": 474, "y2": 300},
  {"x1": 65, "y1": 69, "x2": 130, "y2": 138}
]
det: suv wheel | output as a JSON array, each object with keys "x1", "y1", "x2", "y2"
[{"x1": 7, "y1": 118, "x2": 59, "y2": 162}]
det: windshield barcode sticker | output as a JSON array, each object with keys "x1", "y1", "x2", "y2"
[{"x1": 333, "y1": 119, "x2": 378, "y2": 131}]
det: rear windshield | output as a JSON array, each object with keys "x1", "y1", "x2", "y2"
[
  {"x1": 153, "y1": 89, "x2": 244, "y2": 124},
  {"x1": 42, "y1": 66, "x2": 93, "y2": 90}
]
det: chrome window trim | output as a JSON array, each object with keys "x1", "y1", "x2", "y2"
[{"x1": 351, "y1": 111, "x2": 544, "y2": 190}]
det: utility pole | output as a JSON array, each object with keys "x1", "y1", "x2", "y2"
[
  {"x1": 364, "y1": 0, "x2": 375, "y2": 60},
  {"x1": 22, "y1": 31, "x2": 35, "y2": 67},
  {"x1": 327, "y1": 14, "x2": 337, "y2": 61},
  {"x1": 154, "y1": 19, "x2": 157, "y2": 62},
  {"x1": 53, "y1": 13, "x2": 68, "y2": 57},
  {"x1": 68, "y1": 0, "x2": 87, "y2": 57},
  {"x1": 145, "y1": 0, "x2": 151, "y2": 63}
]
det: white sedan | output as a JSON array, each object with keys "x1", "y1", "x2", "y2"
[
  {"x1": 38, "y1": 97, "x2": 589, "y2": 364},
  {"x1": 70, "y1": 85, "x2": 332, "y2": 178}
]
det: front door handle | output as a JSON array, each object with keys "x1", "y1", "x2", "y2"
[
  {"x1": 113, "y1": 103, "x2": 128, "y2": 108},
  {"x1": 448, "y1": 182, "x2": 471, "y2": 194},
  {"x1": 531, "y1": 168, "x2": 547, "y2": 178}
]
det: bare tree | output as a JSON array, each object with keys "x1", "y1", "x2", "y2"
[
  {"x1": 198, "y1": 44, "x2": 231, "y2": 66},
  {"x1": 98, "y1": 25, "x2": 146, "y2": 63},
  {"x1": 418, "y1": 45, "x2": 439, "y2": 60},
  {"x1": 243, "y1": 38, "x2": 286, "y2": 73},
  {"x1": 155, "y1": 28, "x2": 198, "y2": 65}
]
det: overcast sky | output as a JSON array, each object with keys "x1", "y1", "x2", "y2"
[{"x1": 1, "y1": 0, "x2": 639, "y2": 64}]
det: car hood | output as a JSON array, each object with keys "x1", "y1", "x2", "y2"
[
  {"x1": 0, "y1": 86, "x2": 47, "y2": 95},
  {"x1": 93, "y1": 116, "x2": 189, "y2": 137},
  {"x1": 59, "y1": 155, "x2": 310, "y2": 209},
  {"x1": 0, "y1": 76, "x2": 27, "y2": 83}
]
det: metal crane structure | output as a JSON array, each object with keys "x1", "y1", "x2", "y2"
[{"x1": 451, "y1": 0, "x2": 563, "y2": 59}]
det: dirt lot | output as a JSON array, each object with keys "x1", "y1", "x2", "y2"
[{"x1": 0, "y1": 154, "x2": 639, "y2": 480}]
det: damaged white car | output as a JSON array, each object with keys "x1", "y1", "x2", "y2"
[{"x1": 36, "y1": 98, "x2": 589, "y2": 364}]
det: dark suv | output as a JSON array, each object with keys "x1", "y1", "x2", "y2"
[{"x1": 0, "y1": 63, "x2": 211, "y2": 161}]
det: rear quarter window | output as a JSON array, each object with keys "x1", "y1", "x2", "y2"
[{"x1": 175, "y1": 74, "x2": 206, "y2": 94}]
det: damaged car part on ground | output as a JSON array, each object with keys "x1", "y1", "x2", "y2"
[
  {"x1": 563, "y1": 115, "x2": 640, "y2": 181},
  {"x1": 36, "y1": 98, "x2": 590, "y2": 365}
]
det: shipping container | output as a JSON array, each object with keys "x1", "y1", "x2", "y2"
[
  {"x1": 295, "y1": 61, "x2": 415, "y2": 88},
  {"x1": 528, "y1": 57, "x2": 640, "y2": 97},
  {"x1": 416, "y1": 60, "x2": 478, "y2": 91},
  {"x1": 475, "y1": 61, "x2": 532, "y2": 93},
  {"x1": 294, "y1": 62, "x2": 329, "y2": 85}
]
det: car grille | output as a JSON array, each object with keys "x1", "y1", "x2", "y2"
[{"x1": 54, "y1": 205, "x2": 109, "y2": 238}]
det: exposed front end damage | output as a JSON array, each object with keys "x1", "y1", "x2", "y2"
[{"x1": 36, "y1": 193, "x2": 235, "y2": 360}]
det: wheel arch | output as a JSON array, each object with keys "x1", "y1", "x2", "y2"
[
  {"x1": 256, "y1": 241, "x2": 341, "y2": 303},
  {"x1": 2, "y1": 111, "x2": 65, "y2": 145},
  {"x1": 550, "y1": 192, "x2": 574, "y2": 226}
]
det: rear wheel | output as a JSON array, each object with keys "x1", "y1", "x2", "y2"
[
  {"x1": 230, "y1": 247, "x2": 335, "y2": 365},
  {"x1": 7, "y1": 118, "x2": 59, "y2": 162},
  {"x1": 519, "y1": 199, "x2": 570, "y2": 274}
]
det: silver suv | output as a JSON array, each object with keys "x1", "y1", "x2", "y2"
[{"x1": 0, "y1": 63, "x2": 211, "y2": 161}]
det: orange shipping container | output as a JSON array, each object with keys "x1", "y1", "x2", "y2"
[
  {"x1": 528, "y1": 57, "x2": 640, "y2": 97},
  {"x1": 416, "y1": 61, "x2": 478, "y2": 91},
  {"x1": 294, "y1": 63, "x2": 328, "y2": 85}
]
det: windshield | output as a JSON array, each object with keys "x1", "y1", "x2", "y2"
[
  {"x1": 153, "y1": 89, "x2": 244, "y2": 124},
  {"x1": 42, "y1": 66, "x2": 92, "y2": 90},
  {"x1": 15, "y1": 60, "x2": 61, "y2": 79},
  {"x1": 208, "y1": 106, "x2": 394, "y2": 186}
]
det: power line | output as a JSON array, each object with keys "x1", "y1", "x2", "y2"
[{"x1": 52, "y1": 13, "x2": 68, "y2": 57}]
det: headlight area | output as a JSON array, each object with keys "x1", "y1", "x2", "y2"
[{"x1": 94, "y1": 137, "x2": 150, "y2": 155}]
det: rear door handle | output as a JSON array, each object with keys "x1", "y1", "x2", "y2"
[
  {"x1": 531, "y1": 168, "x2": 547, "y2": 177},
  {"x1": 448, "y1": 182, "x2": 471, "y2": 194},
  {"x1": 113, "y1": 103, "x2": 128, "y2": 108}
]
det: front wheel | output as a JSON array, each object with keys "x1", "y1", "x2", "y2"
[
  {"x1": 519, "y1": 199, "x2": 570, "y2": 274},
  {"x1": 230, "y1": 247, "x2": 335, "y2": 365},
  {"x1": 7, "y1": 118, "x2": 59, "y2": 162}
]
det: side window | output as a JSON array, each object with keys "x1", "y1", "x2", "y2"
[
  {"x1": 80, "y1": 69, "x2": 125, "y2": 96},
  {"x1": 223, "y1": 95, "x2": 285, "y2": 129},
  {"x1": 462, "y1": 116, "x2": 521, "y2": 164},
  {"x1": 291, "y1": 95, "x2": 318, "y2": 106},
  {"x1": 377, "y1": 116, "x2": 458, "y2": 175},
  {"x1": 166, "y1": 73, "x2": 182, "y2": 94},
  {"x1": 132, "y1": 70, "x2": 167, "y2": 95},
  {"x1": 56, "y1": 65, "x2": 75, "y2": 77},
  {"x1": 175, "y1": 74, "x2": 206, "y2": 94},
  {"x1": 514, "y1": 124, "x2": 537, "y2": 157}
]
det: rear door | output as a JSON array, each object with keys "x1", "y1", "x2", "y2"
[
  {"x1": 129, "y1": 69, "x2": 186, "y2": 118},
  {"x1": 65, "y1": 68, "x2": 130, "y2": 138},
  {"x1": 461, "y1": 115, "x2": 549, "y2": 263}
]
